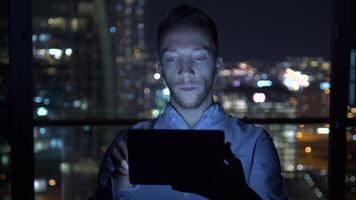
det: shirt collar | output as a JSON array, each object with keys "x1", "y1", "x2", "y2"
[{"x1": 154, "y1": 102, "x2": 225, "y2": 129}]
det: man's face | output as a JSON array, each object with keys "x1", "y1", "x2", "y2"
[{"x1": 158, "y1": 27, "x2": 221, "y2": 108}]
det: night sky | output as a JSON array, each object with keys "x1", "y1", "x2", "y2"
[{"x1": 144, "y1": 0, "x2": 332, "y2": 63}]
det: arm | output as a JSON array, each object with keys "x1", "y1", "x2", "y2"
[
  {"x1": 248, "y1": 132, "x2": 288, "y2": 200},
  {"x1": 89, "y1": 129, "x2": 140, "y2": 200}
]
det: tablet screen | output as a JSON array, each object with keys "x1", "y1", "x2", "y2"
[{"x1": 127, "y1": 129, "x2": 225, "y2": 185}]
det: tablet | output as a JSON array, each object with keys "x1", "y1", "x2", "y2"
[{"x1": 127, "y1": 129, "x2": 225, "y2": 185}]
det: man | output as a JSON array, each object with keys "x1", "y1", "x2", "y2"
[{"x1": 90, "y1": 5, "x2": 287, "y2": 200}]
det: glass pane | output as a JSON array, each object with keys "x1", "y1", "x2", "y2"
[
  {"x1": 34, "y1": 125, "x2": 129, "y2": 199},
  {"x1": 33, "y1": 0, "x2": 331, "y2": 120},
  {"x1": 261, "y1": 124, "x2": 328, "y2": 199},
  {"x1": 346, "y1": 127, "x2": 356, "y2": 200}
]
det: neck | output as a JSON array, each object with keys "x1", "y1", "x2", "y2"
[{"x1": 170, "y1": 95, "x2": 214, "y2": 128}]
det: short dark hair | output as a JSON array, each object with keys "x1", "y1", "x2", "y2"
[{"x1": 157, "y1": 5, "x2": 219, "y2": 57}]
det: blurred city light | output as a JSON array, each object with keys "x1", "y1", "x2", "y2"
[
  {"x1": 109, "y1": 26, "x2": 117, "y2": 33},
  {"x1": 34, "y1": 96, "x2": 42, "y2": 103},
  {"x1": 1, "y1": 155, "x2": 9, "y2": 166},
  {"x1": 32, "y1": 34, "x2": 37, "y2": 42},
  {"x1": 0, "y1": 174, "x2": 6, "y2": 181},
  {"x1": 144, "y1": 87, "x2": 151, "y2": 95},
  {"x1": 65, "y1": 48, "x2": 73, "y2": 56},
  {"x1": 50, "y1": 139, "x2": 63, "y2": 149},
  {"x1": 34, "y1": 179, "x2": 47, "y2": 192},
  {"x1": 162, "y1": 87, "x2": 170, "y2": 96},
  {"x1": 36, "y1": 107, "x2": 48, "y2": 116},
  {"x1": 319, "y1": 82, "x2": 330, "y2": 90},
  {"x1": 219, "y1": 69, "x2": 232, "y2": 77},
  {"x1": 39, "y1": 127, "x2": 46, "y2": 135},
  {"x1": 316, "y1": 127, "x2": 330, "y2": 134},
  {"x1": 34, "y1": 141, "x2": 47, "y2": 153},
  {"x1": 39, "y1": 33, "x2": 51, "y2": 42},
  {"x1": 253, "y1": 93, "x2": 266, "y2": 103},
  {"x1": 151, "y1": 109, "x2": 160, "y2": 118},
  {"x1": 231, "y1": 79, "x2": 241, "y2": 87},
  {"x1": 283, "y1": 68, "x2": 310, "y2": 91},
  {"x1": 257, "y1": 80, "x2": 272, "y2": 87},
  {"x1": 296, "y1": 131, "x2": 303, "y2": 138},
  {"x1": 60, "y1": 162, "x2": 71, "y2": 174},
  {"x1": 44, "y1": 98, "x2": 50, "y2": 105},
  {"x1": 154, "y1": 73, "x2": 161, "y2": 80},
  {"x1": 305, "y1": 146, "x2": 312, "y2": 153},
  {"x1": 48, "y1": 48, "x2": 63, "y2": 59},
  {"x1": 48, "y1": 179, "x2": 56, "y2": 186}
]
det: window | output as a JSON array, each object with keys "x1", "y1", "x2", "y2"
[
  {"x1": 9, "y1": 0, "x2": 356, "y2": 199},
  {"x1": 31, "y1": 1, "x2": 332, "y2": 199}
]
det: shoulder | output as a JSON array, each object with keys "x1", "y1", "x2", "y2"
[
  {"x1": 226, "y1": 115, "x2": 267, "y2": 142},
  {"x1": 225, "y1": 116, "x2": 274, "y2": 154}
]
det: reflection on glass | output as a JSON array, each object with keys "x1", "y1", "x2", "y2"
[
  {"x1": 33, "y1": 0, "x2": 152, "y2": 120},
  {"x1": 32, "y1": 0, "x2": 330, "y2": 120},
  {"x1": 34, "y1": 126, "x2": 129, "y2": 199},
  {"x1": 216, "y1": 58, "x2": 330, "y2": 119},
  {"x1": 34, "y1": 124, "x2": 328, "y2": 199},
  {"x1": 261, "y1": 124, "x2": 328, "y2": 199},
  {"x1": 346, "y1": 127, "x2": 356, "y2": 200}
]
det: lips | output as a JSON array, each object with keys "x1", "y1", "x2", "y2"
[{"x1": 178, "y1": 85, "x2": 197, "y2": 92}]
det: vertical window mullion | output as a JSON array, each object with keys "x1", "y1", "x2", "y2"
[
  {"x1": 329, "y1": 0, "x2": 352, "y2": 199},
  {"x1": 9, "y1": 0, "x2": 34, "y2": 199}
]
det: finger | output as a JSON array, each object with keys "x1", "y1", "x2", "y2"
[
  {"x1": 224, "y1": 142, "x2": 242, "y2": 168},
  {"x1": 112, "y1": 147, "x2": 122, "y2": 163},
  {"x1": 112, "y1": 147, "x2": 129, "y2": 175},
  {"x1": 118, "y1": 140, "x2": 128, "y2": 160}
]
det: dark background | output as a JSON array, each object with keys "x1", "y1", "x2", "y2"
[{"x1": 145, "y1": 0, "x2": 332, "y2": 62}]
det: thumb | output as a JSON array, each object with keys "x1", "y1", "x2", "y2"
[{"x1": 224, "y1": 142, "x2": 242, "y2": 168}]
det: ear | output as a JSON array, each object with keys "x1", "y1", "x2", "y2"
[
  {"x1": 155, "y1": 61, "x2": 162, "y2": 74},
  {"x1": 215, "y1": 57, "x2": 223, "y2": 75}
]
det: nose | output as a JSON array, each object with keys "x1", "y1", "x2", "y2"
[{"x1": 178, "y1": 57, "x2": 195, "y2": 76}]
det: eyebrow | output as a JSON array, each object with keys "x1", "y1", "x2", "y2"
[{"x1": 162, "y1": 46, "x2": 211, "y2": 54}]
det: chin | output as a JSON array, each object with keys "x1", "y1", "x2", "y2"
[
  {"x1": 171, "y1": 90, "x2": 207, "y2": 108},
  {"x1": 177, "y1": 99, "x2": 202, "y2": 108}
]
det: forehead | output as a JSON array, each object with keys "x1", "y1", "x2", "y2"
[{"x1": 159, "y1": 26, "x2": 214, "y2": 53}]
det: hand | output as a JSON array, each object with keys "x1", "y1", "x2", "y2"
[
  {"x1": 172, "y1": 143, "x2": 261, "y2": 200},
  {"x1": 111, "y1": 140, "x2": 133, "y2": 189}
]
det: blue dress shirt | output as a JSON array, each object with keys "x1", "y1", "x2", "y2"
[{"x1": 94, "y1": 102, "x2": 287, "y2": 200}]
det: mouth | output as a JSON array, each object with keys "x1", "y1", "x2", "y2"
[{"x1": 178, "y1": 85, "x2": 198, "y2": 92}]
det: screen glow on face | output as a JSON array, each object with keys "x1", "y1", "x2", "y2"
[{"x1": 159, "y1": 27, "x2": 217, "y2": 108}]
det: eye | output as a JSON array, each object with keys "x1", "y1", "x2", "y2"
[
  {"x1": 193, "y1": 54, "x2": 207, "y2": 61},
  {"x1": 165, "y1": 56, "x2": 179, "y2": 63}
]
